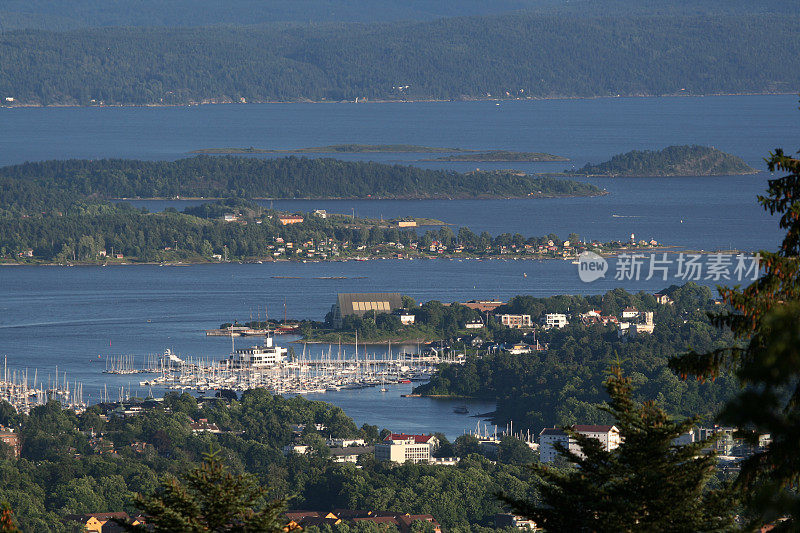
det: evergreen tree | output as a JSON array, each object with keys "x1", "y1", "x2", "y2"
[
  {"x1": 670, "y1": 142, "x2": 800, "y2": 528},
  {"x1": 118, "y1": 449, "x2": 288, "y2": 532},
  {"x1": 501, "y1": 368, "x2": 735, "y2": 532}
]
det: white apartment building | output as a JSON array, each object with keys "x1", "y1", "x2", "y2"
[
  {"x1": 543, "y1": 313, "x2": 569, "y2": 329},
  {"x1": 539, "y1": 424, "x2": 620, "y2": 463},
  {"x1": 374, "y1": 433, "x2": 439, "y2": 463},
  {"x1": 497, "y1": 314, "x2": 533, "y2": 328}
]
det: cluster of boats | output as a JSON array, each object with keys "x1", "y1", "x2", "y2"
[
  {"x1": 0, "y1": 358, "x2": 85, "y2": 414},
  {"x1": 137, "y1": 336, "x2": 456, "y2": 395}
]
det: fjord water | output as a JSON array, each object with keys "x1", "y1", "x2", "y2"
[{"x1": 0, "y1": 95, "x2": 797, "y2": 436}]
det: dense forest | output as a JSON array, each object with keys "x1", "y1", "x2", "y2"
[
  {"x1": 0, "y1": 392, "x2": 539, "y2": 532},
  {"x1": 0, "y1": 157, "x2": 601, "y2": 210},
  {"x1": 569, "y1": 145, "x2": 757, "y2": 177},
  {"x1": 0, "y1": 12, "x2": 798, "y2": 105},
  {"x1": 414, "y1": 284, "x2": 739, "y2": 431}
]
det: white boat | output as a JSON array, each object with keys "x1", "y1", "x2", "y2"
[{"x1": 223, "y1": 336, "x2": 288, "y2": 369}]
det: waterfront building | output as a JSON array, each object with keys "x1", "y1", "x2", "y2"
[{"x1": 330, "y1": 293, "x2": 404, "y2": 327}]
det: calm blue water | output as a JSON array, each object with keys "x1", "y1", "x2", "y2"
[
  {"x1": 1, "y1": 95, "x2": 796, "y2": 169},
  {"x1": 0, "y1": 95, "x2": 796, "y2": 434}
]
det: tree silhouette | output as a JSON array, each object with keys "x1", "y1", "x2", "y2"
[
  {"x1": 501, "y1": 368, "x2": 735, "y2": 532},
  {"x1": 118, "y1": 449, "x2": 288, "y2": 533}
]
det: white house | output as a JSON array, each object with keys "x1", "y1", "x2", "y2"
[
  {"x1": 398, "y1": 313, "x2": 416, "y2": 325},
  {"x1": 543, "y1": 313, "x2": 569, "y2": 329},
  {"x1": 621, "y1": 307, "x2": 640, "y2": 320}
]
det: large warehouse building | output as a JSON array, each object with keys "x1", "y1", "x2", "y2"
[{"x1": 330, "y1": 293, "x2": 404, "y2": 328}]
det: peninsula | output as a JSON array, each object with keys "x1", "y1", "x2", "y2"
[{"x1": 567, "y1": 145, "x2": 757, "y2": 177}]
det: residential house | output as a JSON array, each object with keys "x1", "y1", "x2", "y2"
[
  {"x1": 542, "y1": 313, "x2": 568, "y2": 329},
  {"x1": 497, "y1": 314, "x2": 533, "y2": 329},
  {"x1": 278, "y1": 215, "x2": 304, "y2": 225},
  {"x1": 621, "y1": 307, "x2": 640, "y2": 320},
  {"x1": 65, "y1": 512, "x2": 139, "y2": 532},
  {"x1": 189, "y1": 418, "x2": 221, "y2": 434},
  {"x1": 654, "y1": 293, "x2": 674, "y2": 305},
  {"x1": 0, "y1": 426, "x2": 19, "y2": 457}
]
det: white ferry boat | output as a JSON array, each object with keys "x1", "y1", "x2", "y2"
[{"x1": 223, "y1": 336, "x2": 288, "y2": 369}]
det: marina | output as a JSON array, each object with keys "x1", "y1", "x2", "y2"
[{"x1": 138, "y1": 335, "x2": 458, "y2": 395}]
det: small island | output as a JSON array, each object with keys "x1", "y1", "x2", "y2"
[{"x1": 567, "y1": 145, "x2": 757, "y2": 177}]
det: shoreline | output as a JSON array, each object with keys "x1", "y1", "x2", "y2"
[
  {"x1": 0, "y1": 246, "x2": 751, "y2": 267},
  {"x1": 1, "y1": 91, "x2": 794, "y2": 110},
  {"x1": 114, "y1": 190, "x2": 610, "y2": 201}
]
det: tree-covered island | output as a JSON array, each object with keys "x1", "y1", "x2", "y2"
[
  {"x1": 567, "y1": 145, "x2": 757, "y2": 177},
  {"x1": 0, "y1": 156, "x2": 600, "y2": 202},
  {"x1": 191, "y1": 145, "x2": 569, "y2": 162}
]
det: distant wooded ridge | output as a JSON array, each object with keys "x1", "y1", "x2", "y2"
[
  {"x1": 0, "y1": 156, "x2": 603, "y2": 214},
  {"x1": 567, "y1": 145, "x2": 757, "y2": 177},
  {"x1": 191, "y1": 145, "x2": 466, "y2": 154},
  {"x1": 0, "y1": 12, "x2": 798, "y2": 105},
  {"x1": 191, "y1": 145, "x2": 569, "y2": 161},
  {"x1": 1, "y1": 0, "x2": 795, "y2": 30}
]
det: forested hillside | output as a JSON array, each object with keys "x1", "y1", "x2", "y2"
[
  {"x1": 0, "y1": 157, "x2": 601, "y2": 208},
  {"x1": 415, "y1": 285, "x2": 739, "y2": 431},
  {"x1": 569, "y1": 145, "x2": 757, "y2": 177},
  {"x1": 0, "y1": 13, "x2": 798, "y2": 105},
  {"x1": 1, "y1": 0, "x2": 795, "y2": 30}
]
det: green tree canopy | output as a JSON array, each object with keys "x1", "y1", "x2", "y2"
[{"x1": 502, "y1": 368, "x2": 735, "y2": 532}]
